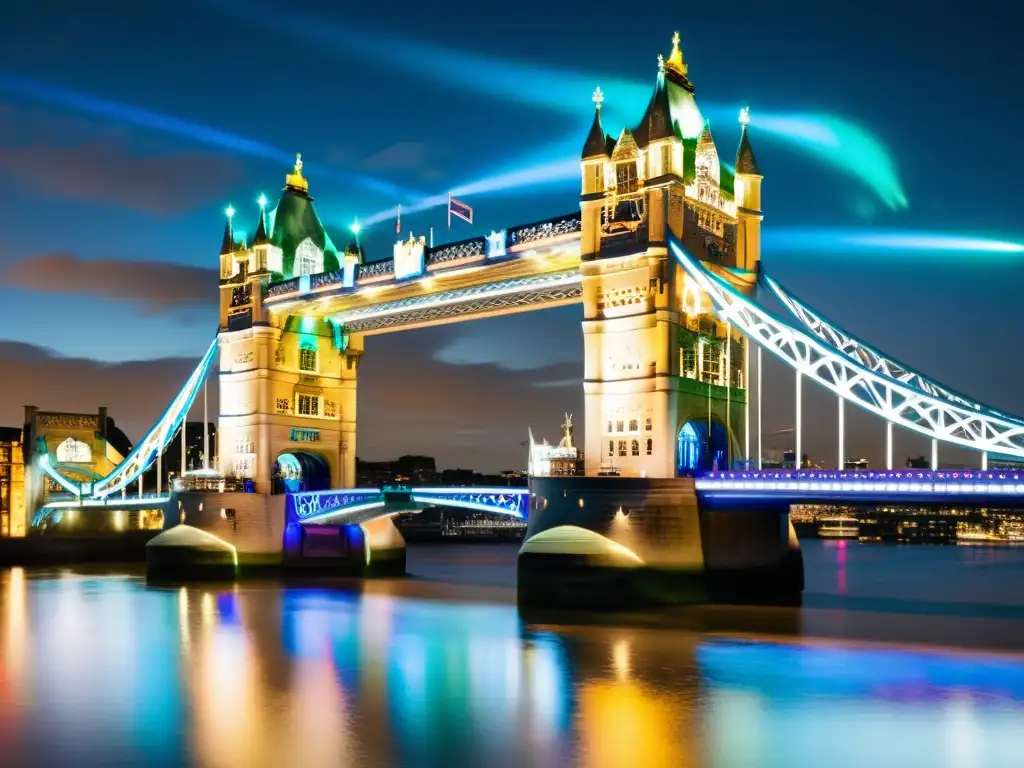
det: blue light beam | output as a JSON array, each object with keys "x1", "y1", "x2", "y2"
[
  {"x1": 0, "y1": 72, "x2": 426, "y2": 201},
  {"x1": 764, "y1": 228, "x2": 1024, "y2": 257}
]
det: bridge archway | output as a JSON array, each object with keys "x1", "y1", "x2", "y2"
[
  {"x1": 273, "y1": 451, "x2": 331, "y2": 494},
  {"x1": 676, "y1": 420, "x2": 729, "y2": 475}
]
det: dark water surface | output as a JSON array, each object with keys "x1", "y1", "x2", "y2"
[{"x1": 3, "y1": 540, "x2": 1024, "y2": 767}]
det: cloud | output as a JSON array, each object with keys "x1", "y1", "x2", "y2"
[
  {"x1": 0, "y1": 101, "x2": 241, "y2": 214},
  {"x1": 0, "y1": 342, "x2": 209, "y2": 444},
  {"x1": 3, "y1": 253, "x2": 217, "y2": 311},
  {"x1": 361, "y1": 141, "x2": 443, "y2": 181}
]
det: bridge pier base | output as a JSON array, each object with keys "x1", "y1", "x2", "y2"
[
  {"x1": 518, "y1": 477, "x2": 803, "y2": 609},
  {"x1": 282, "y1": 514, "x2": 406, "y2": 577}
]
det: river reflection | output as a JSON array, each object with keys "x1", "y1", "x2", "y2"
[{"x1": 3, "y1": 563, "x2": 1024, "y2": 767}]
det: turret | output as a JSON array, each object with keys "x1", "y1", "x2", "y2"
[
  {"x1": 580, "y1": 87, "x2": 609, "y2": 256},
  {"x1": 734, "y1": 107, "x2": 763, "y2": 271},
  {"x1": 219, "y1": 206, "x2": 238, "y2": 281},
  {"x1": 251, "y1": 194, "x2": 283, "y2": 275}
]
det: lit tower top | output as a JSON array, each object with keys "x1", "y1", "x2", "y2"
[
  {"x1": 220, "y1": 205, "x2": 236, "y2": 255},
  {"x1": 285, "y1": 153, "x2": 309, "y2": 194},
  {"x1": 736, "y1": 107, "x2": 761, "y2": 175},
  {"x1": 663, "y1": 31, "x2": 693, "y2": 91},
  {"x1": 581, "y1": 86, "x2": 610, "y2": 159},
  {"x1": 252, "y1": 193, "x2": 270, "y2": 246}
]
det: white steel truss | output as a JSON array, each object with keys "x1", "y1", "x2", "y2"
[
  {"x1": 90, "y1": 339, "x2": 218, "y2": 498},
  {"x1": 669, "y1": 239, "x2": 1024, "y2": 458},
  {"x1": 763, "y1": 274, "x2": 1024, "y2": 424}
]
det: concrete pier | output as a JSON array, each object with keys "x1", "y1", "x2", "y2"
[{"x1": 519, "y1": 476, "x2": 803, "y2": 609}]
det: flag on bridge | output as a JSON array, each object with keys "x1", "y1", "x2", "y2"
[{"x1": 448, "y1": 194, "x2": 473, "y2": 228}]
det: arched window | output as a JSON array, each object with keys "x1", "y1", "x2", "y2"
[
  {"x1": 646, "y1": 438, "x2": 653, "y2": 455},
  {"x1": 628, "y1": 419, "x2": 639, "y2": 432},
  {"x1": 607, "y1": 440, "x2": 614, "y2": 457},
  {"x1": 56, "y1": 437, "x2": 91, "y2": 463},
  {"x1": 298, "y1": 343, "x2": 317, "y2": 372},
  {"x1": 607, "y1": 420, "x2": 613, "y2": 433},
  {"x1": 294, "y1": 237, "x2": 323, "y2": 277},
  {"x1": 631, "y1": 439, "x2": 640, "y2": 457},
  {"x1": 645, "y1": 417, "x2": 653, "y2": 431}
]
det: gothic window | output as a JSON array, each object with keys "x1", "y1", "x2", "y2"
[
  {"x1": 590, "y1": 164, "x2": 603, "y2": 193},
  {"x1": 646, "y1": 438, "x2": 653, "y2": 456},
  {"x1": 235, "y1": 435, "x2": 254, "y2": 454},
  {"x1": 276, "y1": 398, "x2": 290, "y2": 414},
  {"x1": 615, "y1": 162, "x2": 638, "y2": 195},
  {"x1": 297, "y1": 394, "x2": 320, "y2": 417},
  {"x1": 631, "y1": 440, "x2": 640, "y2": 457},
  {"x1": 629, "y1": 419, "x2": 639, "y2": 432},
  {"x1": 616, "y1": 420, "x2": 624, "y2": 433},
  {"x1": 299, "y1": 345, "x2": 317, "y2": 372},
  {"x1": 618, "y1": 440, "x2": 627, "y2": 457},
  {"x1": 645, "y1": 417, "x2": 653, "y2": 432},
  {"x1": 702, "y1": 343, "x2": 721, "y2": 383},
  {"x1": 608, "y1": 440, "x2": 614, "y2": 457},
  {"x1": 55, "y1": 437, "x2": 91, "y2": 463},
  {"x1": 681, "y1": 345, "x2": 697, "y2": 378},
  {"x1": 661, "y1": 145, "x2": 671, "y2": 175},
  {"x1": 295, "y1": 237, "x2": 323, "y2": 277}
]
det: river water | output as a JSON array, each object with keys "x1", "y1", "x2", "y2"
[{"x1": 3, "y1": 540, "x2": 1024, "y2": 767}]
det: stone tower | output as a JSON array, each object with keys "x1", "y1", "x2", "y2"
[
  {"x1": 217, "y1": 156, "x2": 361, "y2": 493},
  {"x1": 579, "y1": 33, "x2": 759, "y2": 478}
]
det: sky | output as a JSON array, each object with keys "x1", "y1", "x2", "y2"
[{"x1": 0, "y1": 0, "x2": 1021, "y2": 472}]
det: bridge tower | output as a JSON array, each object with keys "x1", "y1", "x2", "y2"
[
  {"x1": 580, "y1": 33, "x2": 758, "y2": 477},
  {"x1": 216, "y1": 157, "x2": 361, "y2": 494}
]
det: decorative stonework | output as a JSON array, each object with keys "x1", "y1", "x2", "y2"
[{"x1": 36, "y1": 414, "x2": 98, "y2": 431}]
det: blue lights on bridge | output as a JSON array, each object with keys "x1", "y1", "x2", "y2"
[
  {"x1": 409, "y1": 487, "x2": 529, "y2": 518},
  {"x1": 289, "y1": 486, "x2": 530, "y2": 525},
  {"x1": 695, "y1": 469, "x2": 1024, "y2": 502}
]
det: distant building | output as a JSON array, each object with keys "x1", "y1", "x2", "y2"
[
  {"x1": 528, "y1": 414, "x2": 584, "y2": 477},
  {"x1": 1, "y1": 427, "x2": 26, "y2": 537}
]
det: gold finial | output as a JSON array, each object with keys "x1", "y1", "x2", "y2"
[
  {"x1": 739, "y1": 106, "x2": 751, "y2": 128},
  {"x1": 285, "y1": 152, "x2": 309, "y2": 193},
  {"x1": 592, "y1": 86, "x2": 604, "y2": 109},
  {"x1": 665, "y1": 30, "x2": 688, "y2": 78}
]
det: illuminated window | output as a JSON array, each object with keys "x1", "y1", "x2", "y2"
[
  {"x1": 681, "y1": 345, "x2": 697, "y2": 378},
  {"x1": 702, "y1": 343, "x2": 721, "y2": 383},
  {"x1": 661, "y1": 144, "x2": 671, "y2": 175},
  {"x1": 55, "y1": 437, "x2": 91, "y2": 463},
  {"x1": 297, "y1": 394, "x2": 319, "y2": 417},
  {"x1": 618, "y1": 440, "x2": 627, "y2": 457},
  {"x1": 324, "y1": 400, "x2": 337, "y2": 418},
  {"x1": 590, "y1": 164, "x2": 603, "y2": 193},
  {"x1": 645, "y1": 417, "x2": 653, "y2": 431},
  {"x1": 616, "y1": 420, "x2": 624, "y2": 433},
  {"x1": 299, "y1": 346, "x2": 317, "y2": 372},
  {"x1": 276, "y1": 398, "x2": 290, "y2": 414},
  {"x1": 295, "y1": 237, "x2": 323, "y2": 277},
  {"x1": 235, "y1": 435, "x2": 254, "y2": 454},
  {"x1": 631, "y1": 440, "x2": 640, "y2": 457},
  {"x1": 628, "y1": 419, "x2": 639, "y2": 432},
  {"x1": 646, "y1": 438, "x2": 653, "y2": 455},
  {"x1": 608, "y1": 440, "x2": 614, "y2": 457},
  {"x1": 615, "y1": 162, "x2": 638, "y2": 195}
]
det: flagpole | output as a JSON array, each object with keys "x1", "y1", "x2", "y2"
[
  {"x1": 447, "y1": 193, "x2": 452, "y2": 229},
  {"x1": 430, "y1": 227, "x2": 434, "y2": 248}
]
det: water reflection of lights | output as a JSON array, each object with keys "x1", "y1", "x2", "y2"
[{"x1": 612, "y1": 640, "x2": 631, "y2": 681}]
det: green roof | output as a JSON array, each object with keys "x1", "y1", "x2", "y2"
[{"x1": 270, "y1": 187, "x2": 340, "y2": 278}]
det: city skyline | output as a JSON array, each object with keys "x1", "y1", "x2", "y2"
[{"x1": 1, "y1": 0, "x2": 1021, "y2": 472}]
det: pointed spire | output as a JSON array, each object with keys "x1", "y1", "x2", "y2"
[
  {"x1": 285, "y1": 152, "x2": 309, "y2": 194},
  {"x1": 220, "y1": 205, "x2": 235, "y2": 255},
  {"x1": 697, "y1": 118, "x2": 715, "y2": 149},
  {"x1": 663, "y1": 31, "x2": 694, "y2": 91},
  {"x1": 252, "y1": 194, "x2": 270, "y2": 245},
  {"x1": 582, "y1": 87, "x2": 609, "y2": 159},
  {"x1": 736, "y1": 107, "x2": 761, "y2": 175}
]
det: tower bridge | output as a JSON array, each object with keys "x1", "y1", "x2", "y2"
[{"x1": 26, "y1": 33, "x2": 1024, "y2": 605}]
